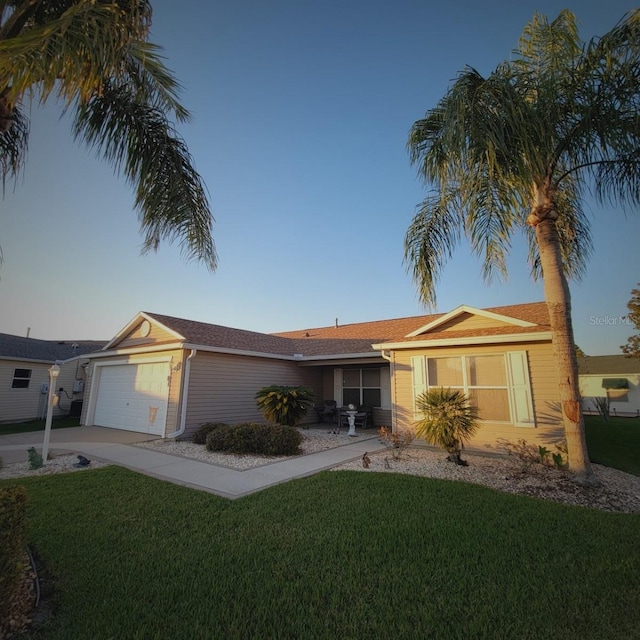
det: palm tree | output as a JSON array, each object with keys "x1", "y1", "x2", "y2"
[
  {"x1": 405, "y1": 10, "x2": 640, "y2": 485},
  {"x1": 0, "y1": 0, "x2": 216, "y2": 269},
  {"x1": 255, "y1": 385, "x2": 315, "y2": 427},
  {"x1": 414, "y1": 387, "x2": 479, "y2": 466}
]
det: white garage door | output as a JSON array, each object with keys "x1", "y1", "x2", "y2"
[{"x1": 93, "y1": 362, "x2": 169, "y2": 435}]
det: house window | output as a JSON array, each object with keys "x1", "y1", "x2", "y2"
[
  {"x1": 342, "y1": 368, "x2": 382, "y2": 407},
  {"x1": 12, "y1": 368, "x2": 32, "y2": 389},
  {"x1": 602, "y1": 378, "x2": 629, "y2": 403},
  {"x1": 412, "y1": 351, "x2": 534, "y2": 425}
]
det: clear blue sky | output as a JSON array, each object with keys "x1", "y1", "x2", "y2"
[{"x1": 1, "y1": 0, "x2": 638, "y2": 355}]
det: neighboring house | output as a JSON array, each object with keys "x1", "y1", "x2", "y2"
[
  {"x1": 81, "y1": 302, "x2": 564, "y2": 450},
  {"x1": 0, "y1": 333, "x2": 106, "y2": 423},
  {"x1": 578, "y1": 355, "x2": 640, "y2": 416}
]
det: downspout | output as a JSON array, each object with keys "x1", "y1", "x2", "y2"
[
  {"x1": 380, "y1": 350, "x2": 396, "y2": 431},
  {"x1": 167, "y1": 349, "x2": 197, "y2": 439}
]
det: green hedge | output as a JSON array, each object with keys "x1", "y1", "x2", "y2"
[
  {"x1": 191, "y1": 422, "x2": 229, "y2": 445},
  {"x1": 206, "y1": 423, "x2": 302, "y2": 456},
  {"x1": 0, "y1": 486, "x2": 28, "y2": 626}
]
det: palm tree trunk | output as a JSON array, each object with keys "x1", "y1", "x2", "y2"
[{"x1": 533, "y1": 215, "x2": 598, "y2": 486}]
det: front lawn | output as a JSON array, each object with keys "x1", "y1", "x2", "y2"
[
  {"x1": 0, "y1": 417, "x2": 80, "y2": 436},
  {"x1": 585, "y1": 414, "x2": 640, "y2": 475},
  {"x1": 4, "y1": 467, "x2": 639, "y2": 639}
]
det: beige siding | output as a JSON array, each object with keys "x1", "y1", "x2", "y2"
[
  {"x1": 392, "y1": 341, "x2": 563, "y2": 451},
  {"x1": 1, "y1": 361, "x2": 50, "y2": 422},
  {"x1": 0, "y1": 359, "x2": 88, "y2": 422},
  {"x1": 113, "y1": 321, "x2": 178, "y2": 350},
  {"x1": 184, "y1": 353, "x2": 322, "y2": 439},
  {"x1": 434, "y1": 312, "x2": 513, "y2": 332},
  {"x1": 81, "y1": 350, "x2": 184, "y2": 436}
]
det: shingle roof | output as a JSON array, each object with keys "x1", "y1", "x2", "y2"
[
  {"x1": 578, "y1": 355, "x2": 640, "y2": 375},
  {"x1": 276, "y1": 302, "x2": 550, "y2": 355},
  {"x1": 146, "y1": 302, "x2": 550, "y2": 359},
  {"x1": 0, "y1": 333, "x2": 106, "y2": 362},
  {"x1": 145, "y1": 313, "x2": 296, "y2": 356}
]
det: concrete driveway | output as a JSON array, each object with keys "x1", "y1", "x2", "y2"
[{"x1": 0, "y1": 426, "x2": 158, "y2": 465}]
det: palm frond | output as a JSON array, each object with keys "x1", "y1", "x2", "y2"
[
  {"x1": 513, "y1": 10, "x2": 580, "y2": 83},
  {"x1": 404, "y1": 193, "x2": 463, "y2": 308},
  {"x1": 551, "y1": 9, "x2": 640, "y2": 207},
  {"x1": 0, "y1": 102, "x2": 28, "y2": 188},
  {"x1": 0, "y1": 0, "x2": 156, "y2": 107},
  {"x1": 72, "y1": 82, "x2": 216, "y2": 270},
  {"x1": 124, "y1": 40, "x2": 190, "y2": 123}
]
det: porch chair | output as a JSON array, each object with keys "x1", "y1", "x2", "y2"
[{"x1": 315, "y1": 400, "x2": 337, "y2": 423}]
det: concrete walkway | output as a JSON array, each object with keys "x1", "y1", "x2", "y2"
[{"x1": 0, "y1": 426, "x2": 386, "y2": 499}]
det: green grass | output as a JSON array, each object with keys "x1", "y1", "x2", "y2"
[
  {"x1": 0, "y1": 416, "x2": 80, "y2": 436},
  {"x1": 3, "y1": 467, "x2": 639, "y2": 639},
  {"x1": 585, "y1": 414, "x2": 640, "y2": 475}
]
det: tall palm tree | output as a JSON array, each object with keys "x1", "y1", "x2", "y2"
[
  {"x1": 405, "y1": 10, "x2": 640, "y2": 485},
  {"x1": 0, "y1": 0, "x2": 216, "y2": 269}
]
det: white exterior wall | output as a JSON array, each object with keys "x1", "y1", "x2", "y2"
[{"x1": 580, "y1": 373, "x2": 640, "y2": 416}]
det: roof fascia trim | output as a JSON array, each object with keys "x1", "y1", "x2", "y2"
[{"x1": 373, "y1": 331, "x2": 553, "y2": 350}]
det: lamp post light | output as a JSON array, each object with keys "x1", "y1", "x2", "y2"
[{"x1": 42, "y1": 364, "x2": 60, "y2": 463}]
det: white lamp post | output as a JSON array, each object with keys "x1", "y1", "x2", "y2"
[{"x1": 42, "y1": 364, "x2": 60, "y2": 463}]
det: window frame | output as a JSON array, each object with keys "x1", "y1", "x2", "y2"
[
  {"x1": 412, "y1": 351, "x2": 535, "y2": 427},
  {"x1": 341, "y1": 368, "x2": 382, "y2": 408},
  {"x1": 11, "y1": 368, "x2": 32, "y2": 389},
  {"x1": 427, "y1": 354, "x2": 510, "y2": 422}
]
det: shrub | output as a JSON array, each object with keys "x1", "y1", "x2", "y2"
[
  {"x1": 500, "y1": 438, "x2": 568, "y2": 472},
  {"x1": 206, "y1": 422, "x2": 302, "y2": 456},
  {"x1": 413, "y1": 387, "x2": 479, "y2": 465},
  {"x1": 378, "y1": 426, "x2": 414, "y2": 460},
  {"x1": 191, "y1": 422, "x2": 229, "y2": 445},
  {"x1": 0, "y1": 486, "x2": 28, "y2": 632},
  {"x1": 255, "y1": 385, "x2": 315, "y2": 426}
]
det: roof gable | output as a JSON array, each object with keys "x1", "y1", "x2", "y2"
[
  {"x1": 104, "y1": 312, "x2": 184, "y2": 351},
  {"x1": 406, "y1": 305, "x2": 537, "y2": 337}
]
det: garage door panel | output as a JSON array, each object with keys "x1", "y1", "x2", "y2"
[{"x1": 93, "y1": 363, "x2": 169, "y2": 435}]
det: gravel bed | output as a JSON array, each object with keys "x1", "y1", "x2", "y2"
[
  {"x1": 332, "y1": 447, "x2": 640, "y2": 513},
  {"x1": 134, "y1": 428, "x2": 379, "y2": 470},
  {"x1": 0, "y1": 454, "x2": 108, "y2": 480}
]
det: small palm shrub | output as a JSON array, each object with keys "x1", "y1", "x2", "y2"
[
  {"x1": 191, "y1": 422, "x2": 229, "y2": 445},
  {"x1": 206, "y1": 422, "x2": 303, "y2": 456},
  {"x1": 414, "y1": 387, "x2": 479, "y2": 465},
  {"x1": 255, "y1": 385, "x2": 315, "y2": 426}
]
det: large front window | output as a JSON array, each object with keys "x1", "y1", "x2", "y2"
[
  {"x1": 342, "y1": 368, "x2": 381, "y2": 407},
  {"x1": 413, "y1": 352, "x2": 533, "y2": 425}
]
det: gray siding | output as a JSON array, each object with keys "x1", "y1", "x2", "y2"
[{"x1": 183, "y1": 352, "x2": 323, "y2": 439}]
